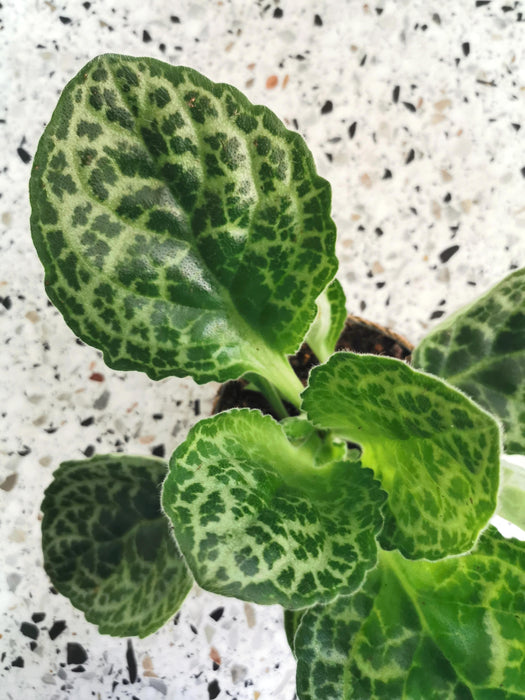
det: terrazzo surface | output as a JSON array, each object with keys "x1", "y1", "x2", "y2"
[{"x1": 1, "y1": 0, "x2": 524, "y2": 698}]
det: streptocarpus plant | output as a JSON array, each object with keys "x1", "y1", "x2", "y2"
[{"x1": 30, "y1": 54, "x2": 525, "y2": 697}]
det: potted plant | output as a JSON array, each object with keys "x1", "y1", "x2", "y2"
[{"x1": 29, "y1": 53, "x2": 524, "y2": 698}]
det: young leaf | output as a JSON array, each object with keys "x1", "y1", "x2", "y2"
[
  {"x1": 295, "y1": 527, "x2": 525, "y2": 699},
  {"x1": 305, "y1": 278, "x2": 347, "y2": 363},
  {"x1": 42, "y1": 455, "x2": 192, "y2": 638},
  {"x1": 302, "y1": 353, "x2": 501, "y2": 560},
  {"x1": 162, "y1": 409, "x2": 386, "y2": 609},
  {"x1": 413, "y1": 268, "x2": 525, "y2": 453},
  {"x1": 29, "y1": 53, "x2": 337, "y2": 405},
  {"x1": 498, "y1": 455, "x2": 525, "y2": 531}
]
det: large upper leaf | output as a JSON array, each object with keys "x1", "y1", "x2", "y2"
[
  {"x1": 413, "y1": 268, "x2": 525, "y2": 453},
  {"x1": 302, "y1": 353, "x2": 501, "y2": 560},
  {"x1": 295, "y1": 527, "x2": 525, "y2": 699},
  {"x1": 162, "y1": 409, "x2": 386, "y2": 609},
  {"x1": 29, "y1": 54, "x2": 337, "y2": 402},
  {"x1": 42, "y1": 455, "x2": 192, "y2": 638}
]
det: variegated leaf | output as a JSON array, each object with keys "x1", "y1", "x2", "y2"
[
  {"x1": 302, "y1": 352, "x2": 501, "y2": 560},
  {"x1": 30, "y1": 54, "x2": 337, "y2": 405},
  {"x1": 42, "y1": 455, "x2": 192, "y2": 638},
  {"x1": 295, "y1": 527, "x2": 525, "y2": 699},
  {"x1": 413, "y1": 268, "x2": 525, "y2": 453},
  {"x1": 162, "y1": 409, "x2": 385, "y2": 608}
]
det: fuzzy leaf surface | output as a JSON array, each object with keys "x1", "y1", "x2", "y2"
[
  {"x1": 413, "y1": 268, "x2": 525, "y2": 453},
  {"x1": 295, "y1": 527, "x2": 525, "y2": 700},
  {"x1": 30, "y1": 54, "x2": 337, "y2": 392},
  {"x1": 303, "y1": 353, "x2": 501, "y2": 559},
  {"x1": 162, "y1": 409, "x2": 385, "y2": 608},
  {"x1": 42, "y1": 455, "x2": 192, "y2": 638}
]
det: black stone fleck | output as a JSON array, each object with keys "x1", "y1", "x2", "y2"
[
  {"x1": 143, "y1": 29, "x2": 152, "y2": 42},
  {"x1": 21, "y1": 622, "x2": 39, "y2": 640},
  {"x1": 348, "y1": 121, "x2": 357, "y2": 139},
  {"x1": 48, "y1": 620, "x2": 67, "y2": 640},
  {"x1": 208, "y1": 679, "x2": 220, "y2": 699},
  {"x1": 209, "y1": 606, "x2": 224, "y2": 622},
  {"x1": 511, "y1": 123, "x2": 521, "y2": 131},
  {"x1": 314, "y1": 13, "x2": 323, "y2": 26},
  {"x1": 392, "y1": 85, "x2": 400, "y2": 103},
  {"x1": 405, "y1": 149, "x2": 415, "y2": 164},
  {"x1": 12, "y1": 656, "x2": 24, "y2": 668},
  {"x1": 152, "y1": 444, "x2": 165, "y2": 458},
  {"x1": 190, "y1": 624, "x2": 198, "y2": 634},
  {"x1": 153, "y1": 413, "x2": 164, "y2": 420},
  {"x1": 430, "y1": 310, "x2": 445, "y2": 319},
  {"x1": 382, "y1": 168, "x2": 392, "y2": 179},
  {"x1": 462, "y1": 42, "x2": 470, "y2": 57},
  {"x1": 443, "y1": 192, "x2": 452, "y2": 203},
  {"x1": 402, "y1": 101, "x2": 416, "y2": 113},
  {"x1": 83, "y1": 445, "x2": 95, "y2": 457},
  {"x1": 475, "y1": 0, "x2": 490, "y2": 5},
  {"x1": 67, "y1": 643, "x2": 87, "y2": 665},
  {"x1": 193, "y1": 399, "x2": 201, "y2": 416},
  {"x1": 30, "y1": 642, "x2": 38, "y2": 652},
  {"x1": 360, "y1": 54, "x2": 367, "y2": 66},
  {"x1": 520, "y1": 166, "x2": 525, "y2": 178},
  {"x1": 80, "y1": 416, "x2": 94, "y2": 427},
  {"x1": 273, "y1": 7, "x2": 283, "y2": 18},
  {"x1": 83, "y1": 2, "x2": 91, "y2": 8},
  {"x1": 375, "y1": 227, "x2": 384, "y2": 237},
  {"x1": 170, "y1": 15, "x2": 180, "y2": 22},
  {"x1": 32, "y1": 612, "x2": 45, "y2": 623},
  {"x1": 126, "y1": 639, "x2": 137, "y2": 683},
  {"x1": 17, "y1": 445, "x2": 31, "y2": 457},
  {"x1": 173, "y1": 612, "x2": 181, "y2": 625},
  {"x1": 321, "y1": 100, "x2": 333, "y2": 115},
  {"x1": 439, "y1": 245, "x2": 460, "y2": 263},
  {"x1": 71, "y1": 665, "x2": 85, "y2": 673},
  {"x1": 17, "y1": 147, "x2": 31, "y2": 164},
  {"x1": 59, "y1": 16, "x2": 72, "y2": 24},
  {"x1": 1, "y1": 296, "x2": 12, "y2": 310}
]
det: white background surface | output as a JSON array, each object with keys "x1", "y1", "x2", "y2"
[{"x1": 1, "y1": 1, "x2": 524, "y2": 698}]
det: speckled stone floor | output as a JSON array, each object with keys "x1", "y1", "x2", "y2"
[{"x1": 1, "y1": 1, "x2": 524, "y2": 698}]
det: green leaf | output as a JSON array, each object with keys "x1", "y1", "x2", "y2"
[
  {"x1": 498, "y1": 456, "x2": 525, "y2": 531},
  {"x1": 302, "y1": 352, "x2": 501, "y2": 560},
  {"x1": 162, "y1": 409, "x2": 385, "y2": 608},
  {"x1": 29, "y1": 54, "x2": 337, "y2": 405},
  {"x1": 295, "y1": 527, "x2": 525, "y2": 699},
  {"x1": 42, "y1": 454, "x2": 192, "y2": 638},
  {"x1": 305, "y1": 278, "x2": 347, "y2": 363},
  {"x1": 280, "y1": 415, "x2": 347, "y2": 466},
  {"x1": 413, "y1": 268, "x2": 525, "y2": 453}
]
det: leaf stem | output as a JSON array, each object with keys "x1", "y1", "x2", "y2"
[{"x1": 243, "y1": 373, "x2": 290, "y2": 420}]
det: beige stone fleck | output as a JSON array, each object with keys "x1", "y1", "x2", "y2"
[
  {"x1": 461, "y1": 200, "x2": 472, "y2": 213},
  {"x1": 139, "y1": 435, "x2": 155, "y2": 445},
  {"x1": 1, "y1": 212, "x2": 11, "y2": 225},
  {"x1": 244, "y1": 602, "x2": 256, "y2": 628},
  {"x1": 431, "y1": 201, "x2": 442, "y2": 220},
  {"x1": 39, "y1": 456, "x2": 52, "y2": 467},
  {"x1": 245, "y1": 78, "x2": 255, "y2": 88},
  {"x1": 434, "y1": 98, "x2": 452, "y2": 111},
  {"x1": 25, "y1": 311, "x2": 40, "y2": 323},
  {"x1": 431, "y1": 113, "x2": 446, "y2": 124},
  {"x1": 351, "y1": 213, "x2": 361, "y2": 221},
  {"x1": 359, "y1": 173, "x2": 372, "y2": 189},
  {"x1": 247, "y1": 63, "x2": 255, "y2": 70},
  {"x1": 210, "y1": 646, "x2": 221, "y2": 666},
  {"x1": 142, "y1": 654, "x2": 157, "y2": 677},
  {"x1": 440, "y1": 169, "x2": 453, "y2": 182},
  {"x1": 9, "y1": 528, "x2": 26, "y2": 543},
  {"x1": 225, "y1": 41, "x2": 234, "y2": 52},
  {"x1": 372, "y1": 261, "x2": 384, "y2": 274}
]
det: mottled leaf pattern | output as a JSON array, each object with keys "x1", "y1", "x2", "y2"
[
  {"x1": 42, "y1": 455, "x2": 192, "y2": 638},
  {"x1": 305, "y1": 278, "x2": 347, "y2": 362},
  {"x1": 413, "y1": 268, "x2": 525, "y2": 453},
  {"x1": 162, "y1": 409, "x2": 385, "y2": 608},
  {"x1": 30, "y1": 54, "x2": 337, "y2": 402},
  {"x1": 303, "y1": 353, "x2": 501, "y2": 559},
  {"x1": 284, "y1": 608, "x2": 306, "y2": 656},
  {"x1": 295, "y1": 527, "x2": 525, "y2": 699}
]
